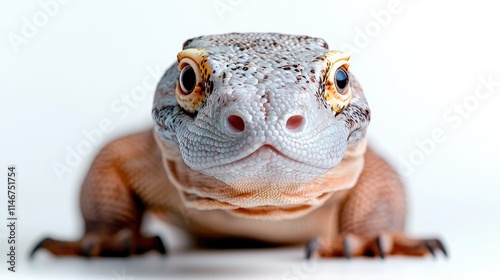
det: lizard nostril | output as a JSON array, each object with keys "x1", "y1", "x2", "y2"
[
  {"x1": 286, "y1": 115, "x2": 304, "y2": 131},
  {"x1": 226, "y1": 115, "x2": 245, "y2": 133}
]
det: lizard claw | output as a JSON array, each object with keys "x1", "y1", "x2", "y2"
[
  {"x1": 30, "y1": 238, "x2": 49, "y2": 259},
  {"x1": 30, "y1": 237, "x2": 85, "y2": 258},
  {"x1": 391, "y1": 235, "x2": 448, "y2": 258},
  {"x1": 424, "y1": 241, "x2": 436, "y2": 257},
  {"x1": 342, "y1": 237, "x2": 352, "y2": 259},
  {"x1": 154, "y1": 235, "x2": 168, "y2": 255},
  {"x1": 305, "y1": 238, "x2": 318, "y2": 260},
  {"x1": 424, "y1": 238, "x2": 447, "y2": 258},
  {"x1": 375, "y1": 236, "x2": 386, "y2": 259},
  {"x1": 437, "y1": 239, "x2": 448, "y2": 257},
  {"x1": 30, "y1": 231, "x2": 168, "y2": 258},
  {"x1": 308, "y1": 234, "x2": 447, "y2": 258}
]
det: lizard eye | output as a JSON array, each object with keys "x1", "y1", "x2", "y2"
[
  {"x1": 179, "y1": 65, "x2": 196, "y2": 95},
  {"x1": 175, "y1": 50, "x2": 208, "y2": 113},
  {"x1": 334, "y1": 67, "x2": 349, "y2": 94},
  {"x1": 323, "y1": 50, "x2": 352, "y2": 113}
]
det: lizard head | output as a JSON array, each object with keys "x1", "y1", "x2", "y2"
[{"x1": 152, "y1": 33, "x2": 370, "y2": 219}]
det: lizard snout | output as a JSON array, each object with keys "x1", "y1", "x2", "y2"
[
  {"x1": 285, "y1": 114, "x2": 305, "y2": 132},
  {"x1": 223, "y1": 111, "x2": 305, "y2": 135},
  {"x1": 225, "y1": 114, "x2": 246, "y2": 133}
]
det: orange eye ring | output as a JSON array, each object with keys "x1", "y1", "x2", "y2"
[
  {"x1": 175, "y1": 48, "x2": 211, "y2": 113},
  {"x1": 175, "y1": 57, "x2": 205, "y2": 113},
  {"x1": 323, "y1": 50, "x2": 352, "y2": 113}
]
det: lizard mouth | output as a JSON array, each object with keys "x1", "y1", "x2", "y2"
[
  {"x1": 229, "y1": 144, "x2": 306, "y2": 165},
  {"x1": 212, "y1": 144, "x2": 327, "y2": 170},
  {"x1": 202, "y1": 143, "x2": 332, "y2": 186}
]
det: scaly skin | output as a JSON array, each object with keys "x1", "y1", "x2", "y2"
[{"x1": 32, "y1": 33, "x2": 446, "y2": 258}]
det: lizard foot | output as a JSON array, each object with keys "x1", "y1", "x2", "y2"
[
  {"x1": 31, "y1": 229, "x2": 167, "y2": 258},
  {"x1": 306, "y1": 233, "x2": 447, "y2": 259}
]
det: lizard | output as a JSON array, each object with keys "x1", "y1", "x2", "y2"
[{"x1": 32, "y1": 33, "x2": 446, "y2": 259}]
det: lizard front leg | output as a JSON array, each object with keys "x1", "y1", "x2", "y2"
[
  {"x1": 307, "y1": 148, "x2": 447, "y2": 259},
  {"x1": 32, "y1": 131, "x2": 168, "y2": 257}
]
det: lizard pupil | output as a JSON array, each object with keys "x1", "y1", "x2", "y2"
[
  {"x1": 335, "y1": 68, "x2": 349, "y2": 93},
  {"x1": 180, "y1": 65, "x2": 196, "y2": 95}
]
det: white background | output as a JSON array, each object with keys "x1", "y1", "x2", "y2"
[{"x1": 1, "y1": 0, "x2": 500, "y2": 279}]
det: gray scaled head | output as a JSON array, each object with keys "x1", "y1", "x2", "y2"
[{"x1": 152, "y1": 33, "x2": 370, "y2": 186}]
